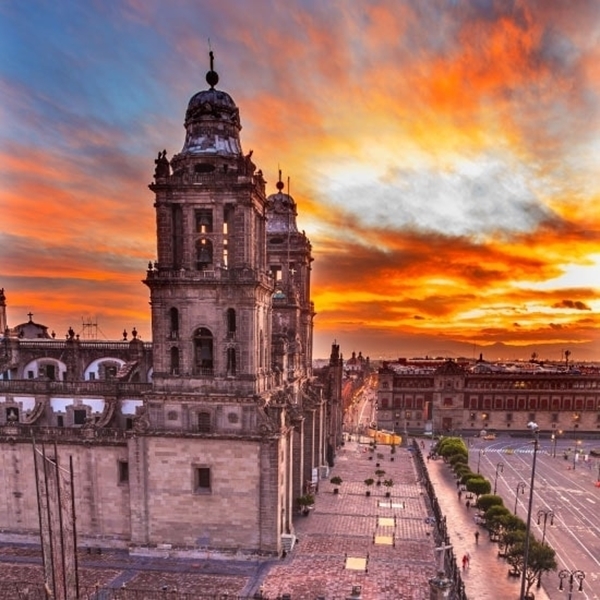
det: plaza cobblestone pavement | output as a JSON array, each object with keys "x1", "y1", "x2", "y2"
[
  {"x1": 257, "y1": 441, "x2": 437, "y2": 599},
  {"x1": 0, "y1": 441, "x2": 439, "y2": 599},
  {"x1": 425, "y1": 450, "x2": 551, "y2": 600},
  {"x1": 0, "y1": 440, "x2": 551, "y2": 599}
]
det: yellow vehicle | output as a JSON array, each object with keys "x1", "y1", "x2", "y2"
[{"x1": 483, "y1": 433, "x2": 496, "y2": 440}]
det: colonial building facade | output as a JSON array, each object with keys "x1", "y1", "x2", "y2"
[
  {"x1": 377, "y1": 359, "x2": 600, "y2": 437},
  {"x1": 0, "y1": 59, "x2": 343, "y2": 556}
]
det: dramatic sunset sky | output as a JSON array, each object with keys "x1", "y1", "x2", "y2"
[{"x1": 1, "y1": 1, "x2": 599, "y2": 360}]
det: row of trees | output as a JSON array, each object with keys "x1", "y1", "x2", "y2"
[{"x1": 434, "y1": 437, "x2": 557, "y2": 599}]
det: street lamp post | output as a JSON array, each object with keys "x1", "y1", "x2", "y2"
[
  {"x1": 558, "y1": 569, "x2": 585, "y2": 600},
  {"x1": 514, "y1": 482, "x2": 526, "y2": 515},
  {"x1": 551, "y1": 433, "x2": 556, "y2": 458},
  {"x1": 493, "y1": 462, "x2": 504, "y2": 495},
  {"x1": 519, "y1": 422, "x2": 539, "y2": 600},
  {"x1": 536, "y1": 508, "x2": 554, "y2": 589},
  {"x1": 477, "y1": 449, "x2": 485, "y2": 474},
  {"x1": 573, "y1": 440, "x2": 582, "y2": 471},
  {"x1": 536, "y1": 508, "x2": 554, "y2": 545}
]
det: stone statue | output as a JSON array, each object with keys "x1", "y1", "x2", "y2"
[{"x1": 154, "y1": 150, "x2": 170, "y2": 178}]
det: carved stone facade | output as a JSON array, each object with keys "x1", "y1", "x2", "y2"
[
  {"x1": 0, "y1": 59, "x2": 343, "y2": 556},
  {"x1": 377, "y1": 360, "x2": 600, "y2": 436}
]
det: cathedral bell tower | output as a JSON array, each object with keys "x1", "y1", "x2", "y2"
[{"x1": 145, "y1": 54, "x2": 274, "y2": 396}]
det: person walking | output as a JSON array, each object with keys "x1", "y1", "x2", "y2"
[
  {"x1": 474, "y1": 530, "x2": 479, "y2": 544},
  {"x1": 462, "y1": 554, "x2": 469, "y2": 570}
]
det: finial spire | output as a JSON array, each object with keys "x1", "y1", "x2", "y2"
[
  {"x1": 276, "y1": 168, "x2": 284, "y2": 192},
  {"x1": 206, "y1": 41, "x2": 219, "y2": 89}
]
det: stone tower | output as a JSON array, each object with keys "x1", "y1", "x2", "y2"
[
  {"x1": 132, "y1": 55, "x2": 315, "y2": 555},
  {"x1": 267, "y1": 174, "x2": 314, "y2": 386},
  {"x1": 145, "y1": 53, "x2": 273, "y2": 396},
  {"x1": 0, "y1": 55, "x2": 336, "y2": 558}
]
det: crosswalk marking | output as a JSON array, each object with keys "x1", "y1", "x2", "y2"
[{"x1": 478, "y1": 447, "x2": 550, "y2": 455}]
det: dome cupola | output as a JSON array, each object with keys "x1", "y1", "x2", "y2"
[
  {"x1": 180, "y1": 51, "x2": 242, "y2": 157},
  {"x1": 266, "y1": 173, "x2": 299, "y2": 234}
]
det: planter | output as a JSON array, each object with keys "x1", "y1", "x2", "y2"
[
  {"x1": 390, "y1": 457, "x2": 394, "y2": 462},
  {"x1": 366, "y1": 491, "x2": 371, "y2": 497},
  {"x1": 368, "y1": 456, "x2": 373, "y2": 460},
  {"x1": 385, "y1": 491, "x2": 391, "y2": 498},
  {"x1": 333, "y1": 488, "x2": 339, "y2": 494}
]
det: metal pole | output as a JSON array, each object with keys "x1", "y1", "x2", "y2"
[
  {"x1": 42, "y1": 443, "x2": 58, "y2": 600},
  {"x1": 32, "y1": 438, "x2": 50, "y2": 600},
  {"x1": 493, "y1": 462, "x2": 504, "y2": 495},
  {"x1": 53, "y1": 441, "x2": 68, "y2": 600},
  {"x1": 536, "y1": 509, "x2": 553, "y2": 589},
  {"x1": 70, "y1": 455, "x2": 80, "y2": 598},
  {"x1": 519, "y1": 425, "x2": 539, "y2": 600},
  {"x1": 514, "y1": 482, "x2": 525, "y2": 515}
]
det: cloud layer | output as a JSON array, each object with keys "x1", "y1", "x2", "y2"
[{"x1": 1, "y1": 0, "x2": 599, "y2": 360}]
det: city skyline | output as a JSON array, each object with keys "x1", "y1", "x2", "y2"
[{"x1": 2, "y1": 1, "x2": 600, "y2": 360}]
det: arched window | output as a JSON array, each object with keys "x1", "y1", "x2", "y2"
[
  {"x1": 194, "y1": 328, "x2": 213, "y2": 375},
  {"x1": 196, "y1": 239, "x2": 213, "y2": 270},
  {"x1": 170, "y1": 347, "x2": 180, "y2": 375},
  {"x1": 98, "y1": 361, "x2": 119, "y2": 380},
  {"x1": 169, "y1": 307, "x2": 179, "y2": 339},
  {"x1": 227, "y1": 348, "x2": 236, "y2": 376},
  {"x1": 227, "y1": 308, "x2": 236, "y2": 337}
]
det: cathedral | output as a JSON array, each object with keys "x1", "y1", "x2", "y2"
[{"x1": 0, "y1": 56, "x2": 344, "y2": 557}]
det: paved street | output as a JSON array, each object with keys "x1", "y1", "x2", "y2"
[
  {"x1": 426, "y1": 450, "x2": 551, "y2": 600},
  {"x1": 471, "y1": 435, "x2": 600, "y2": 600}
]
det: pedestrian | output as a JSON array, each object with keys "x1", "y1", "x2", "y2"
[
  {"x1": 462, "y1": 554, "x2": 469, "y2": 570},
  {"x1": 466, "y1": 499, "x2": 471, "y2": 509},
  {"x1": 456, "y1": 480, "x2": 460, "y2": 489},
  {"x1": 458, "y1": 490, "x2": 462, "y2": 500},
  {"x1": 474, "y1": 530, "x2": 479, "y2": 544}
]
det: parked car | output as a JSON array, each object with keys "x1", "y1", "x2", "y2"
[{"x1": 483, "y1": 433, "x2": 497, "y2": 440}]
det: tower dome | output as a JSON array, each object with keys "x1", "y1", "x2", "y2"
[
  {"x1": 180, "y1": 52, "x2": 242, "y2": 157},
  {"x1": 266, "y1": 176, "x2": 299, "y2": 234}
]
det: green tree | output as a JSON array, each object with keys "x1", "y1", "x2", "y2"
[
  {"x1": 454, "y1": 464, "x2": 471, "y2": 479},
  {"x1": 330, "y1": 476, "x2": 343, "y2": 493},
  {"x1": 476, "y1": 494, "x2": 504, "y2": 513},
  {"x1": 449, "y1": 453, "x2": 468, "y2": 467},
  {"x1": 459, "y1": 470, "x2": 478, "y2": 486},
  {"x1": 437, "y1": 437, "x2": 468, "y2": 460},
  {"x1": 484, "y1": 505, "x2": 512, "y2": 541},
  {"x1": 466, "y1": 476, "x2": 491, "y2": 499},
  {"x1": 506, "y1": 539, "x2": 557, "y2": 598}
]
